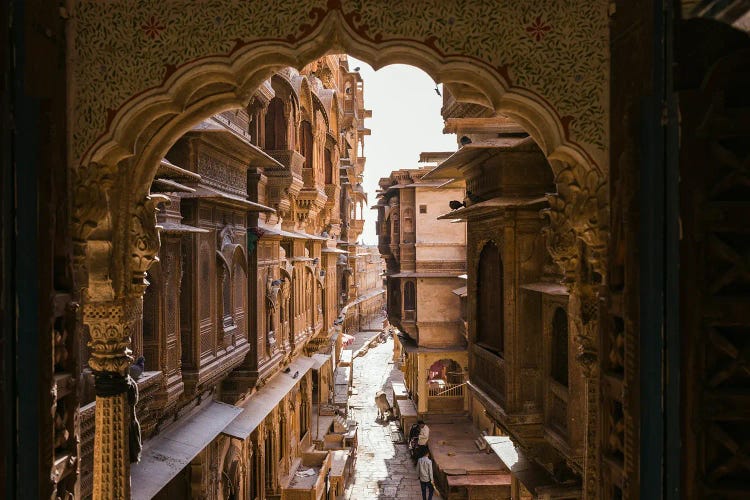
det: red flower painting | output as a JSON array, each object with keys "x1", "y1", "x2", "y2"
[
  {"x1": 526, "y1": 16, "x2": 552, "y2": 42},
  {"x1": 142, "y1": 16, "x2": 166, "y2": 40}
]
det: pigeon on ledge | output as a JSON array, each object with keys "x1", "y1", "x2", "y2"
[
  {"x1": 292, "y1": 371, "x2": 299, "y2": 379},
  {"x1": 129, "y1": 356, "x2": 145, "y2": 381}
]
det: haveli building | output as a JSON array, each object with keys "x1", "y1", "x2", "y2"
[
  {"x1": 5, "y1": 1, "x2": 750, "y2": 499},
  {"x1": 374, "y1": 163, "x2": 468, "y2": 418},
  {"x1": 424, "y1": 98, "x2": 584, "y2": 498},
  {"x1": 62, "y1": 55, "x2": 380, "y2": 499}
]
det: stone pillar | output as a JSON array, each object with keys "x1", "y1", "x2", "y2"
[
  {"x1": 569, "y1": 282, "x2": 601, "y2": 500},
  {"x1": 84, "y1": 297, "x2": 141, "y2": 499}
]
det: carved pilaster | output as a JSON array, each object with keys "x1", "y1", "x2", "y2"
[
  {"x1": 567, "y1": 281, "x2": 601, "y2": 500},
  {"x1": 84, "y1": 297, "x2": 142, "y2": 500},
  {"x1": 542, "y1": 162, "x2": 607, "y2": 500},
  {"x1": 93, "y1": 392, "x2": 131, "y2": 499}
]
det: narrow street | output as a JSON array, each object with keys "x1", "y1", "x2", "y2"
[{"x1": 344, "y1": 333, "x2": 424, "y2": 499}]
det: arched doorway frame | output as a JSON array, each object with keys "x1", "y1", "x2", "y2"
[{"x1": 71, "y1": 4, "x2": 610, "y2": 499}]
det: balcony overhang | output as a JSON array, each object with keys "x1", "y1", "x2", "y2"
[
  {"x1": 189, "y1": 117, "x2": 285, "y2": 168},
  {"x1": 422, "y1": 136, "x2": 534, "y2": 181},
  {"x1": 180, "y1": 185, "x2": 276, "y2": 212},
  {"x1": 438, "y1": 196, "x2": 546, "y2": 221},
  {"x1": 484, "y1": 435, "x2": 580, "y2": 498}
]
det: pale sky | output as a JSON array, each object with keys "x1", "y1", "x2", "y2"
[{"x1": 349, "y1": 56, "x2": 457, "y2": 245}]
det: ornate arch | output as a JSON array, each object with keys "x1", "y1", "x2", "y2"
[
  {"x1": 72, "y1": 8, "x2": 610, "y2": 298},
  {"x1": 72, "y1": 3, "x2": 610, "y2": 497},
  {"x1": 292, "y1": 75, "x2": 315, "y2": 123},
  {"x1": 318, "y1": 89, "x2": 339, "y2": 137}
]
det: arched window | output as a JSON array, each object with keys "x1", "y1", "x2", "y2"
[
  {"x1": 324, "y1": 148, "x2": 333, "y2": 184},
  {"x1": 264, "y1": 97, "x2": 287, "y2": 150},
  {"x1": 305, "y1": 269, "x2": 314, "y2": 328},
  {"x1": 550, "y1": 307, "x2": 569, "y2": 386},
  {"x1": 389, "y1": 280, "x2": 401, "y2": 314},
  {"x1": 300, "y1": 120, "x2": 313, "y2": 169},
  {"x1": 404, "y1": 281, "x2": 416, "y2": 311},
  {"x1": 477, "y1": 241, "x2": 504, "y2": 355},
  {"x1": 232, "y1": 257, "x2": 246, "y2": 340},
  {"x1": 219, "y1": 260, "x2": 233, "y2": 329},
  {"x1": 299, "y1": 379, "x2": 309, "y2": 438}
]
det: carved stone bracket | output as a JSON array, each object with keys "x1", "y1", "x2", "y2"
[
  {"x1": 131, "y1": 195, "x2": 168, "y2": 294},
  {"x1": 72, "y1": 162, "x2": 116, "y2": 249},
  {"x1": 72, "y1": 162, "x2": 117, "y2": 297},
  {"x1": 542, "y1": 162, "x2": 609, "y2": 281}
]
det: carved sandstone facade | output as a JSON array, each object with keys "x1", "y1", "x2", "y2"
[{"x1": 375, "y1": 165, "x2": 468, "y2": 416}]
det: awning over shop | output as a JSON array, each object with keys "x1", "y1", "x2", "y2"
[
  {"x1": 484, "y1": 436, "x2": 569, "y2": 496},
  {"x1": 130, "y1": 400, "x2": 242, "y2": 500},
  {"x1": 311, "y1": 352, "x2": 332, "y2": 370},
  {"x1": 222, "y1": 355, "x2": 317, "y2": 440}
]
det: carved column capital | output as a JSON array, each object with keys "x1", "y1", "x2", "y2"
[{"x1": 84, "y1": 296, "x2": 141, "y2": 376}]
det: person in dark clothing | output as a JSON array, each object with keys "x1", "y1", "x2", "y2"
[{"x1": 408, "y1": 422, "x2": 421, "y2": 459}]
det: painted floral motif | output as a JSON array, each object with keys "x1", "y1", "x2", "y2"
[
  {"x1": 72, "y1": 0, "x2": 609, "y2": 159},
  {"x1": 526, "y1": 16, "x2": 552, "y2": 41},
  {"x1": 141, "y1": 16, "x2": 166, "y2": 39}
]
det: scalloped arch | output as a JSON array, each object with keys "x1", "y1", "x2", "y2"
[
  {"x1": 73, "y1": 3, "x2": 608, "y2": 299},
  {"x1": 80, "y1": 10, "x2": 604, "y2": 193}
]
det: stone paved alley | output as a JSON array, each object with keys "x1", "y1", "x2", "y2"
[{"x1": 343, "y1": 334, "x2": 427, "y2": 499}]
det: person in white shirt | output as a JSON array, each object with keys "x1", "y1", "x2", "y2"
[
  {"x1": 416, "y1": 420, "x2": 430, "y2": 458},
  {"x1": 417, "y1": 420, "x2": 430, "y2": 445},
  {"x1": 417, "y1": 451, "x2": 435, "y2": 500}
]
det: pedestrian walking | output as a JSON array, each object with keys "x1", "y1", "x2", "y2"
[
  {"x1": 417, "y1": 450, "x2": 436, "y2": 500},
  {"x1": 416, "y1": 419, "x2": 430, "y2": 457}
]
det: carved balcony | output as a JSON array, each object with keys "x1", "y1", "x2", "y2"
[
  {"x1": 349, "y1": 219, "x2": 364, "y2": 240},
  {"x1": 324, "y1": 184, "x2": 340, "y2": 212},
  {"x1": 265, "y1": 150, "x2": 305, "y2": 216},
  {"x1": 295, "y1": 190, "x2": 327, "y2": 225},
  {"x1": 470, "y1": 344, "x2": 506, "y2": 408}
]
